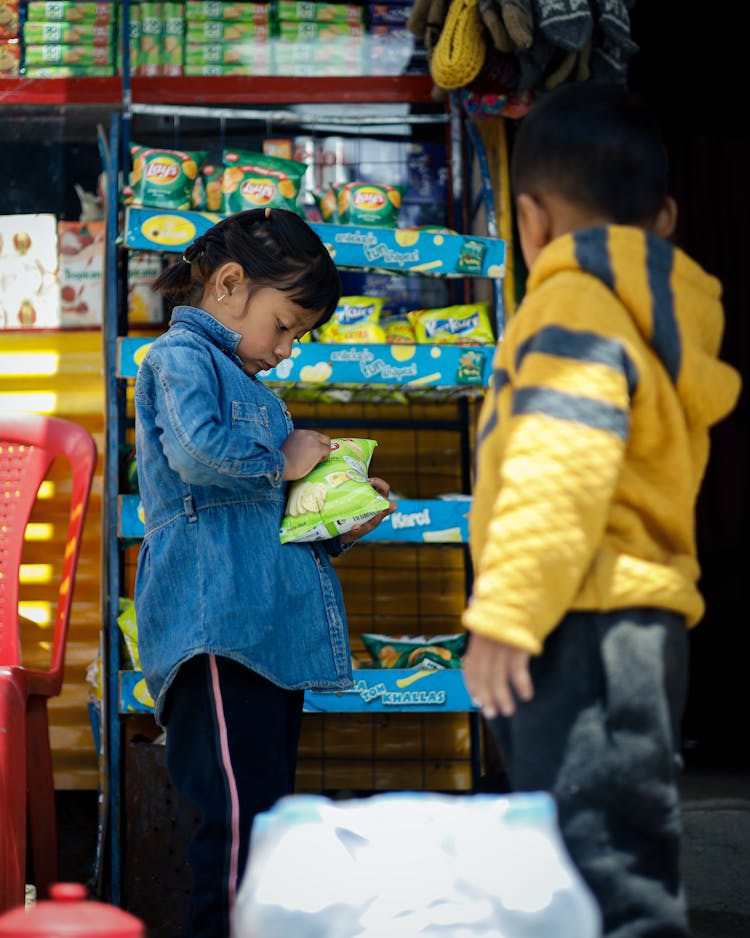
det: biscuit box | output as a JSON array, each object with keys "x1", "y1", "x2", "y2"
[
  {"x1": 25, "y1": 2, "x2": 115, "y2": 23},
  {"x1": 22, "y1": 20, "x2": 114, "y2": 44},
  {"x1": 0, "y1": 1, "x2": 20, "y2": 40},
  {"x1": 23, "y1": 43, "x2": 114, "y2": 66},
  {"x1": 185, "y1": 19, "x2": 269, "y2": 41},
  {"x1": 275, "y1": 2, "x2": 364, "y2": 23},
  {"x1": 0, "y1": 214, "x2": 60, "y2": 330},
  {"x1": 0, "y1": 37, "x2": 19, "y2": 74},
  {"x1": 184, "y1": 0, "x2": 266, "y2": 19},
  {"x1": 57, "y1": 220, "x2": 105, "y2": 328}
]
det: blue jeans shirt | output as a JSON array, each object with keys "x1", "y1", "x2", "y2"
[{"x1": 133, "y1": 306, "x2": 352, "y2": 724}]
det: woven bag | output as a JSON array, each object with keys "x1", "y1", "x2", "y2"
[{"x1": 430, "y1": 0, "x2": 486, "y2": 90}]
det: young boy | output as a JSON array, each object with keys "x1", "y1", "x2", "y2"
[{"x1": 462, "y1": 81, "x2": 742, "y2": 936}]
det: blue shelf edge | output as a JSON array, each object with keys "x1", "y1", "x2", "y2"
[
  {"x1": 117, "y1": 335, "x2": 493, "y2": 388},
  {"x1": 119, "y1": 667, "x2": 478, "y2": 715},
  {"x1": 123, "y1": 208, "x2": 506, "y2": 279},
  {"x1": 119, "y1": 494, "x2": 471, "y2": 542}
]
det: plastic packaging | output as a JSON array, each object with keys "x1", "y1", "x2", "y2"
[{"x1": 233, "y1": 790, "x2": 602, "y2": 938}]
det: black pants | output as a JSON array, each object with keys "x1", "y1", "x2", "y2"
[
  {"x1": 163, "y1": 655, "x2": 304, "y2": 938},
  {"x1": 487, "y1": 608, "x2": 690, "y2": 938}
]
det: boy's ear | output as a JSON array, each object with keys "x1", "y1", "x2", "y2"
[
  {"x1": 516, "y1": 192, "x2": 553, "y2": 253},
  {"x1": 652, "y1": 196, "x2": 678, "y2": 240}
]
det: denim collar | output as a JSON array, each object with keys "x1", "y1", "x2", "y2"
[{"x1": 170, "y1": 305, "x2": 241, "y2": 359}]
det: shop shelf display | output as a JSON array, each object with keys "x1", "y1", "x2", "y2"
[{"x1": 100, "y1": 12, "x2": 506, "y2": 900}]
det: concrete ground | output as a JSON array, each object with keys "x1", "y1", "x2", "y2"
[
  {"x1": 55, "y1": 766, "x2": 750, "y2": 936},
  {"x1": 680, "y1": 769, "x2": 750, "y2": 938}
]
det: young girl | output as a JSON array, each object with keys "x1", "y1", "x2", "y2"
[{"x1": 133, "y1": 207, "x2": 395, "y2": 938}]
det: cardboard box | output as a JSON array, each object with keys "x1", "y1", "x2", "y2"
[
  {"x1": 0, "y1": 214, "x2": 60, "y2": 329},
  {"x1": 184, "y1": 0, "x2": 269, "y2": 20},
  {"x1": 22, "y1": 20, "x2": 114, "y2": 44},
  {"x1": 23, "y1": 43, "x2": 114, "y2": 66},
  {"x1": 0, "y1": 37, "x2": 20, "y2": 74},
  {"x1": 0, "y1": 1, "x2": 20, "y2": 40},
  {"x1": 25, "y1": 2, "x2": 115, "y2": 24},
  {"x1": 57, "y1": 220, "x2": 105, "y2": 328},
  {"x1": 127, "y1": 252, "x2": 164, "y2": 324},
  {"x1": 275, "y1": 1, "x2": 364, "y2": 23},
  {"x1": 185, "y1": 19, "x2": 269, "y2": 41}
]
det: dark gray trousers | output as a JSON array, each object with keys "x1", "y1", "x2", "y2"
[{"x1": 487, "y1": 608, "x2": 691, "y2": 937}]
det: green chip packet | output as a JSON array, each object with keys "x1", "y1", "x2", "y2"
[{"x1": 280, "y1": 438, "x2": 389, "y2": 544}]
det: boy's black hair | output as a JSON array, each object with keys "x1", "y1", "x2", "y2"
[
  {"x1": 153, "y1": 208, "x2": 341, "y2": 325},
  {"x1": 511, "y1": 81, "x2": 670, "y2": 226}
]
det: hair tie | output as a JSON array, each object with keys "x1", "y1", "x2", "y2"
[
  {"x1": 264, "y1": 207, "x2": 272, "y2": 219},
  {"x1": 182, "y1": 254, "x2": 191, "y2": 264}
]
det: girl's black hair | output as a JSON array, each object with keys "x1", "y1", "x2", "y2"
[
  {"x1": 152, "y1": 208, "x2": 341, "y2": 325},
  {"x1": 511, "y1": 81, "x2": 670, "y2": 227}
]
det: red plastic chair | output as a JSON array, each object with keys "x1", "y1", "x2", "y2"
[{"x1": 0, "y1": 413, "x2": 97, "y2": 913}]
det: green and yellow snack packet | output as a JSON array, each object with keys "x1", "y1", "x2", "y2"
[
  {"x1": 407, "y1": 302, "x2": 495, "y2": 345},
  {"x1": 361, "y1": 633, "x2": 468, "y2": 669},
  {"x1": 222, "y1": 149, "x2": 307, "y2": 214},
  {"x1": 129, "y1": 143, "x2": 206, "y2": 211},
  {"x1": 280, "y1": 438, "x2": 389, "y2": 544}
]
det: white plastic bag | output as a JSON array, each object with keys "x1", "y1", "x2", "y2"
[{"x1": 233, "y1": 790, "x2": 602, "y2": 938}]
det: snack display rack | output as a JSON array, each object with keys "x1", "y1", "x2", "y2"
[{"x1": 97, "y1": 0, "x2": 506, "y2": 909}]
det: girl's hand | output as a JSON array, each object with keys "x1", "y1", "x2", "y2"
[
  {"x1": 340, "y1": 477, "x2": 397, "y2": 545},
  {"x1": 281, "y1": 430, "x2": 331, "y2": 480}
]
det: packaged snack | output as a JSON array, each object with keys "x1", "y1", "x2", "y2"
[
  {"x1": 0, "y1": 37, "x2": 19, "y2": 74},
  {"x1": 334, "y1": 180, "x2": 403, "y2": 227},
  {"x1": 275, "y1": 1, "x2": 364, "y2": 24},
  {"x1": 382, "y1": 315, "x2": 416, "y2": 343},
  {"x1": 280, "y1": 438, "x2": 390, "y2": 544},
  {"x1": 313, "y1": 185, "x2": 338, "y2": 223},
  {"x1": 407, "y1": 302, "x2": 495, "y2": 345},
  {"x1": 129, "y1": 143, "x2": 207, "y2": 211},
  {"x1": 361, "y1": 633, "x2": 468, "y2": 669},
  {"x1": 22, "y1": 21, "x2": 113, "y2": 44},
  {"x1": 117, "y1": 598, "x2": 141, "y2": 670},
  {"x1": 0, "y1": 1, "x2": 20, "y2": 41},
  {"x1": 222, "y1": 149, "x2": 307, "y2": 214},
  {"x1": 191, "y1": 161, "x2": 223, "y2": 211},
  {"x1": 315, "y1": 295, "x2": 386, "y2": 344},
  {"x1": 25, "y1": 2, "x2": 115, "y2": 23},
  {"x1": 23, "y1": 43, "x2": 114, "y2": 66}
]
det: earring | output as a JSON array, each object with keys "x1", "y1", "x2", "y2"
[{"x1": 217, "y1": 294, "x2": 226, "y2": 302}]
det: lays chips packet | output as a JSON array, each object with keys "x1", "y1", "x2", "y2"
[
  {"x1": 334, "y1": 180, "x2": 404, "y2": 227},
  {"x1": 280, "y1": 438, "x2": 390, "y2": 544},
  {"x1": 222, "y1": 149, "x2": 307, "y2": 214},
  {"x1": 129, "y1": 143, "x2": 206, "y2": 211}
]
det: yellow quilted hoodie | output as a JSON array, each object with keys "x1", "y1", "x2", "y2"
[{"x1": 463, "y1": 225, "x2": 742, "y2": 653}]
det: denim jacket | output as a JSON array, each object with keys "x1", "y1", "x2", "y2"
[{"x1": 133, "y1": 306, "x2": 352, "y2": 725}]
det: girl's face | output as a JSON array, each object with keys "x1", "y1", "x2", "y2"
[{"x1": 216, "y1": 284, "x2": 322, "y2": 377}]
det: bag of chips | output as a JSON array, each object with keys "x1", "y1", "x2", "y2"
[
  {"x1": 315, "y1": 295, "x2": 386, "y2": 343},
  {"x1": 129, "y1": 143, "x2": 207, "y2": 211},
  {"x1": 334, "y1": 181, "x2": 404, "y2": 227},
  {"x1": 408, "y1": 302, "x2": 495, "y2": 345},
  {"x1": 222, "y1": 149, "x2": 307, "y2": 214},
  {"x1": 361, "y1": 633, "x2": 467, "y2": 670},
  {"x1": 280, "y1": 438, "x2": 390, "y2": 544}
]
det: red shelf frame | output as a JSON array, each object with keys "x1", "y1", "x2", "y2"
[{"x1": 0, "y1": 75, "x2": 435, "y2": 107}]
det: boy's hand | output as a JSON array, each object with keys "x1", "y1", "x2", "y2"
[
  {"x1": 340, "y1": 477, "x2": 397, "y2": 545},
  {"x1": 280, "y1": 429, "x2": 331, "y2": 480},
  {"x1": 462, "y1": 632, "x2": 534, "y2": 719}
]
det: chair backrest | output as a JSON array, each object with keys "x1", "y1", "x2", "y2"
[{"x1": 0, "y1": 413, "x2": 97, "y2": 681}]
